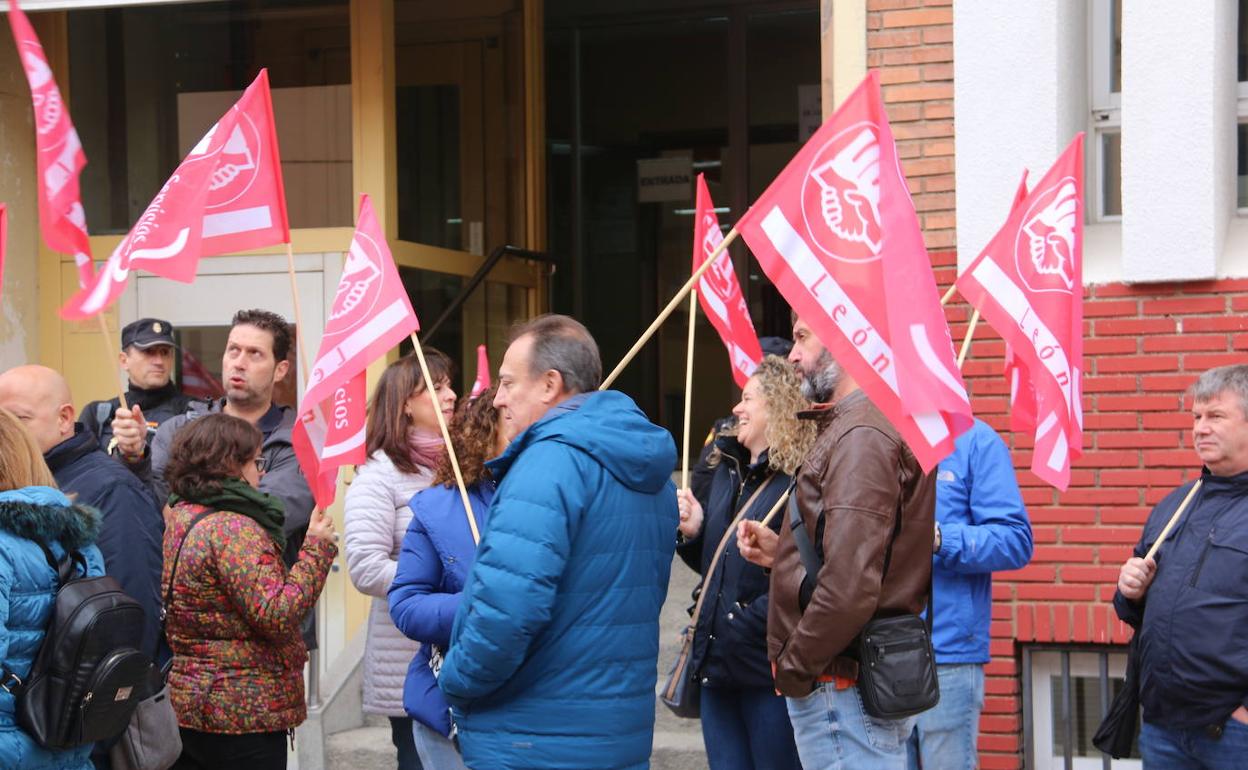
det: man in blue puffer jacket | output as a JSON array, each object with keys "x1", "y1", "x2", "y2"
[
  {"x1": 438, "y1": 315, "x2": 679, "y2": 770},
  {"x1": 907, "y1": 418, "x2": 1032, "y2": 770}
]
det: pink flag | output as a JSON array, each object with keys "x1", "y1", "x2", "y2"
[
  {"x1": 60, "y1": 69, "x2": 289, "y2": 319},
  {"x1": 999, "y1": 171, "x2": 1038, "y2": 434},
  {"x1": 8, "y1": 0, "x2": 93, "y2": 288},
  {"x1": 0, "y1": 204, "x2": 7, "y2": 304},
  {"x1": 956, "y1": 134, "x2": 1085, "y2": 490},
  {"x1": 736, "y1": 70, "x2": 971, "y2": 471},
  {"x1": 180, "y1": 349, "x2": 224, "y2": 400},
  {"x1": 291, "y1": 194, "x2": 421, "y2": 508},
  {"x1": 470, "y1": 344, "x2": 491, "y2": 398},
  {"x1": 693, "y1": 174, "x2": 762, "y2": 388}
]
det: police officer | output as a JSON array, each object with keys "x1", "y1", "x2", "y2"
[{"x1": 80, "y1": 317, "x2": 201, "y2": 459}]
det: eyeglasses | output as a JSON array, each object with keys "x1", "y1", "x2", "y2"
[{"x1": 252, "y1": 456, "x2": 268, "y2": 473}]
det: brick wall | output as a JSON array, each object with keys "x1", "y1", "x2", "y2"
[
  {"x1": 933, "y1": 268, "x2": 1248, "y2": 769},
  {"x1": 868, "y1": 0, "x2": 954, "y2": 251},
  {"x1": 870, "y1": 2, "x2": 1247, "y2": 768}
]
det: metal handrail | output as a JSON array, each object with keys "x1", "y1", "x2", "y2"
[{"x1": 419, "y1": 244, "x2": 552, "y2": 344}]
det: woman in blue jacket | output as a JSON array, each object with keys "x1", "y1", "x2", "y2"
[
  {"x1": 389, "y1": 386, "x2": 506, "y2": 769},
  {"x1": 0, "y1": 407, "x2": 106, "y2": 770},
  {"x1": 675, "y1": 357, "x2": 815, "y2": 770}
]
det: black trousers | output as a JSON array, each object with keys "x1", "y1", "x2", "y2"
[{"x1": 172, "y1": 727, "x2": 287, "y2": 770}]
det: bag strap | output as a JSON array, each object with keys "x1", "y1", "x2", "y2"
[
  {"x1": 687, "y1": 475, "x2": 784, "y2": 632},
  {"x1": 0, "y1": 542, "x2": 89, "y2": 694},
  {"x1": 161, "y1": 510, "x2": 218, "y2": 634},
  {"x1": 788, "y1": 492, "x2": 933, "y2": 632}
]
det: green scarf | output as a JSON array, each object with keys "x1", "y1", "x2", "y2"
[{"x1": 169, "y1": 478, "x2": 287, "y2": 551}]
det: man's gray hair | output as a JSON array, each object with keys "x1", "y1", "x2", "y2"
[
  {"x1": 1189, "y1": 364, "x2": 1248, "y2": 414},
  {"x1": 509, "y1": 314, "x2": 602, "y2": 394}
]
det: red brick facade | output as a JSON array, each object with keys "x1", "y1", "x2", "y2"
[{"x1": 870, "y1": 1, "x2": 1241, "y2": 767}]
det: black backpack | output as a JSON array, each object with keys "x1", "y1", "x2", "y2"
[{"x1": 1, "y1": 543, "x2": 152, "y2": 750}]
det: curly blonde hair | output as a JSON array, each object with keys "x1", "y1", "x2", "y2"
[{"x1": 748, "y1": 355, "x2": 817, "y2": 476}]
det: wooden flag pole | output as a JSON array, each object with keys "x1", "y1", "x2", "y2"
[
  {"x1": 756, "y1": 488, "x2": 793, "y2": 530},
  {"x1": 410, "y1": 332, "x2": 480, "y2": 544},
  {"x1": 940, "y1": 283, "x2": 958, "y2": 306},
  {"x1": 601, "y1": 228, "x2": 739, "y2": 390},
  {"x1": 95, "y1": 314, "x2": 129, "y2": 409},
  {"x1": 956, "y1": 308, "x2": 980, "y2": 369},
  {"x1": 1143, "y1": 479, "x2": 1203, "y2": 562},
  {"x1": 680, "y1": 290, "x2": 697, "y2": 490},
  {"x1": 284, "y1": 242, "x2": 312, "y2": 384}
]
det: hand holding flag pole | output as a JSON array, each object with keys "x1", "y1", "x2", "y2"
[
  {"x1": 1143, "y1": 479, "x2": 1203, "y2": 562},
  {"x1": 600, "y1": 229, "x2": 739, "y2": 390}
]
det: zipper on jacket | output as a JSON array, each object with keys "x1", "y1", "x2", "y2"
[{"x1": 1189, "y1": 528, "x2": 1216, "y2": 588}]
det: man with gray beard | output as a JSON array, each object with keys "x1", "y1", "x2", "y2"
[{"x1": 739, "y1": 317, "x2": 936, "y2": 770}]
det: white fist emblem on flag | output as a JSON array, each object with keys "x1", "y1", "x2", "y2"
[
  {"x1": 1015, "y1": 178, "x2": 1079, "y2": 293},
  {"x1": 802, "y1": 124, "x2": 882, "y2": 261},
  {"x1": 329, "y1": 233, "x2": 384, "y2": 328}
]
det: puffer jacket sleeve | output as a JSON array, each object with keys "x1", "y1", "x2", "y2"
[
  {"x1": 213, "y1": 517, "x2": 337, "y2": 641},
  {"x1": 438, "y1": 443, "x2": 588, "y2": 707},
  {"x1": 388, "y1": 497, "x2": 460, "y2": 649},
  {"x1": 935, "y1": 427, "x2": 1033, "y2": 574},
  {"x1": 345, "y1": 459, "x2": 402, "y2": 599}
]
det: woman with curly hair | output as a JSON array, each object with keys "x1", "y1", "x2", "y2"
[
  {"x1": 676, "y1": 355, "x2": 816, "y2": 770},
  {"x1": 388, "y1": 383, "x2": 507, "y2": 769},
  {"x1": 344, "y1": 349, "x2": 456, "y2": 770}
]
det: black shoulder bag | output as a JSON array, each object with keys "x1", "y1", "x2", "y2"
[{"x1": 788, "y1": 495, "x2": 939, "y2": 720}]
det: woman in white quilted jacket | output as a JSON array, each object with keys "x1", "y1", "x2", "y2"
[{"x1": 345, "y1": 350, "x2": 456, "y2": 770}]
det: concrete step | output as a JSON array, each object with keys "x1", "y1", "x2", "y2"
[
  {"x1": 323, "y1": 724, "x2": 707, "y2": 770},
  {"x1": 324, "y1": 725, "x2": 394, "y2": 770}
]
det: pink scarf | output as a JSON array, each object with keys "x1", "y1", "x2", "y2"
[{"x1": 407, "y1": 428, "x2": 446, "y2": 472}]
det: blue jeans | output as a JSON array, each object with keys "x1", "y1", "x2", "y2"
[
  {"x1": 1139, "y1": 717, "x2": 1248, "y2": 769},
  {"x1": 786, "y1": 682, "x2": 917, "y2": 770},
  {"x1": 700, "y1": 685, "x2": 801, "y2": 770},
  {"x1": 412, "y1": 720, "x2": 468, "y2": 770},
  {"x1": 389, "y1": 717, "x2": 423, "y2": 770},
  {"x1": 906, "y1": 664, "x2": 985, "y2": 770}
]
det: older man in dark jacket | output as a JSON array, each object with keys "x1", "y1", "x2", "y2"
[
  {"x1": 0, "y1": 365, "x2": 164, "y2": 657},
  {"x1": 1115, "y1": 364, "x2": 1248, "y2": 767},
  {"x1": 740, "y1": 317, "x2": 935, "y2": 770}
]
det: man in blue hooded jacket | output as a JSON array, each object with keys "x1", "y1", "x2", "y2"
[
  {"x1": 438, "y1": 314, "x2": 679, "y2": 770},
  {"x1": 907, "y1": 418, "x2": 1032, "y2": 770}
]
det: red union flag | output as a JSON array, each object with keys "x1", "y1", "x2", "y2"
[
  {"x1": 8, "y1": 0, "x2": 94, "y2": 288},
  {"x1": 957, "y1": 134, "x2": 1085, "y2": 490},
  {"x1": 292, "y1": 372, "x2": 367, "y2": 510},
  {"x1": 292, "y1": 194, "x2": 420, "y2": 507},
  {"x1": 470, "y1": 344, "x2": 491, "y2": 398},
  {"x1": 60, "y1": 69, "x2": 289, "y2": 319},
  {"x1": 693, "y1": 174, "x2": 762, "y2": 388},
  {"x1": 1000, "y1": 171, "x2": 1039, "y2": 434},
  {"x1": 736, "y1": 70, "x2": 971, "y2": 471}
]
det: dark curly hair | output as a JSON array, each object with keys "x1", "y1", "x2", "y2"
[
  {"x1": 433, "y1": 382, "x2": 502, "y2": 489},
  {"x1": 231, "y1": 309, "x2": 294, "y2": 362},
  {"x1": 165, "y1": 413, "x2": 262, "y2": 500}
]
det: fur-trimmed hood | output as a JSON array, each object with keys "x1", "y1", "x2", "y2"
[{"x1": 0, "y1": 486, "x2": 100, "y2": 552}]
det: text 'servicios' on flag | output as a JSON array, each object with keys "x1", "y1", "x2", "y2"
[
  {"x1": 956, "y1": 134, "x2": 1085, "y2": 491},
  {"x1": 60, "y1": 69, "x2": 290, "y2": 320},
  {"x1": 7, "y1": 0, "x2": 94, "y2": 288},
  {"x1": 693, "y1": 174, "x2": 763, "y2": 388},
  {"x1": 736, "y1": 70, "x2": 972, "y2": 471},
  {"x1": 470, "y1": 344, "x2": 491, "y2": 399},
  {"x1": 291, "y1": 194, "x2": 421, "y2": 509}
]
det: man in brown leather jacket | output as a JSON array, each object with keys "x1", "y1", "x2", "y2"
[{"x1": 739, "y1": 316, "x2": 936, "y2": 770}]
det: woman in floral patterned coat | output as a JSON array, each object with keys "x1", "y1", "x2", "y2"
[{"x1": 161, "y1": 414, "x2": 337, "y2": 770}]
